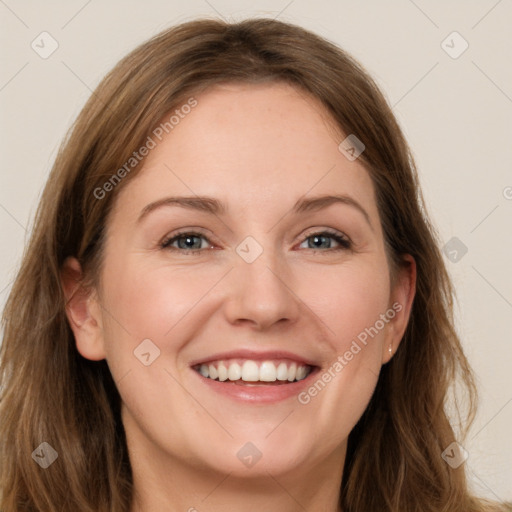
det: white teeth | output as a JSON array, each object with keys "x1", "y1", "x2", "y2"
[
  {"x1": 287, "y1": 362, "x2": 297, "y2": 382},
  {"x1": 241, "y1": 361, "x2": 259, "y2": 381},
  {"x1": 276, "y1": 362, "x2": 288, "y2": 381},
  {"x1": 259, "y1": 361, "x2": 276, "y2": 382},
  {"x1": 295, "y1": 365, "x2": 307, "y2": 381},
  {"x1": 227, "y1": 362, "x2": 241, "y2": 381},
  {"x1": 200, "y1": 364, "x2": 209, "y2": 377},
  {"x1": 208, "y1": 364, "x2": 218, "y2": 380},
  {"x1": 197, "y1": 359, "x2": 311, "y2": 383},
  {"x1": 217, "y1": 362, "x2": 228, "y2": 381}
]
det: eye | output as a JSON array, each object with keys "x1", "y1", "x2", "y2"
[
  {"x1": 298, "y1": 230, "x2": 352, "y2": 251},
  {"x1": 161, "y1": 229, "x2": 352, "y2": 254},
  {"x1": 161, "y1": 231, "x2": 213, "y2": 254}
]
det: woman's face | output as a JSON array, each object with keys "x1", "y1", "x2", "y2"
[{"x1": 73, "y1": 82, "x2": 414, "y2": 481}]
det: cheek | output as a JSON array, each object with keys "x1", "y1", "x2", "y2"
[
  {"x1": 294, "y1": 260, "x2": 390, "y2": 427},
  {"x1": 300, "y1": 258, "x2": 391, "y2": 352},
  {"x1": 101, "y1": 257, "x2": 221, "y2": 342},
  {"x1": 97, "y1": 255, "x2": 232, "y2": 395},
  {"x1": 97, "y1": 259, "x2": 222, "y2": 456}
]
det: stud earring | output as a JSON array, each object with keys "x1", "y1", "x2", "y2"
[{"x1": 388, "y1": 344, "x2": 393, "y2": 355}]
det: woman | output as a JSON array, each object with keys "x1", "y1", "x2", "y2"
[{"x1": 0, "y1": 17, "x2": 508, "y2": 512}]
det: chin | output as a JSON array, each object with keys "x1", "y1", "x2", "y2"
[{"x1": 178, "y1": 425, "x2": 319, "y2": 479}]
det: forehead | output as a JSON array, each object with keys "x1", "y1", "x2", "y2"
[
  {"x1": 112, "y1": 81, "x2": 378, "y2": 224},
  {"x1": 159, "y1": 81, "x2": 343, "y2": 173}
]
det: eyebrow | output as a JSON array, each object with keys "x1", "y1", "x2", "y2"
[{"x1": 137, "y1": 194, "x2": 373, "y2": 230}]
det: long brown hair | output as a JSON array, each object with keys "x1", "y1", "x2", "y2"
[{"x1": 0, "y1": 17, "x2": 508, "y2": 512}]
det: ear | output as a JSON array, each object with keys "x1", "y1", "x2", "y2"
[
  {"x1": 61, "y1": 257, "x2": 106, "y2": 361},
  {"x1": 381, "y1": 254, "x2": 416, "y2": 364}
]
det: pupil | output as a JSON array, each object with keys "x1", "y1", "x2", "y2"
[
  {"x1": 180, "y1": 236, "x2": 200, "y2": 249},
  {"x1": 311, "y1": 235, "x2": 329, "y2": 249}
]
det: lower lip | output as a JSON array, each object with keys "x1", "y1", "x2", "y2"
[{"x1": 192, "y1": 368, "x2": 319, "y2": 404}]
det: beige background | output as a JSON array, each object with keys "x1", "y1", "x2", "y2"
[{"x1": 1, "y1": 0, "x2": 511, "y2": 502}]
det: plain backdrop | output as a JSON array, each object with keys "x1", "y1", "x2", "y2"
[{"x1": 1, "y1": 0, "x2": 511, "y2": 502}]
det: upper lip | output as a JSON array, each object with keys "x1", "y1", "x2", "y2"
[{"x1": 189, "y1": 349, "x2": 318, "y2": 367}]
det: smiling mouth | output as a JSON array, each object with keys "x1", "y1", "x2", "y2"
[{"x1": 193, "y1": 359, "x2": 314, "y2": 384}]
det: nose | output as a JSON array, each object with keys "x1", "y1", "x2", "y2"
[{"x1": 222, "y1": 247, "x2": 301, "y2": 331}]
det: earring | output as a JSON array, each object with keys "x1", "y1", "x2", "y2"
[{"x1": 388, "y1": 344, "x2": 393, "y2": 355}]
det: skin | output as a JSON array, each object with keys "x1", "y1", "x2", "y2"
[{"x1": 62, "y1": 81, "x2": 416, "y2": 512}]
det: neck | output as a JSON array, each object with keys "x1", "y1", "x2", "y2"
[{"x1": 127, "y1": 427, "x2": 345, "y2": 512}]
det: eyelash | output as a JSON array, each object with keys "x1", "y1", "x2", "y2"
[{"x1": 160, "y1": 229, "x2": 352, "y2": 255}]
